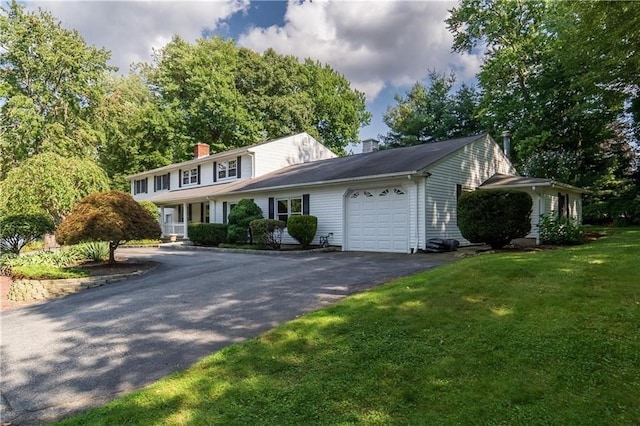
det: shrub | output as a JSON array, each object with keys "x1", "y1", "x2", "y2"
[
  {"x1": 73, "y1": 241, "x2": 110, "y2": 262},
  {"x1": 0, "y1": 247, "x2": 84, "y2": 276},
  {"x1": 250, "y1": 219, "x2": 286, "y2": 249},
  {"x1": 139, "y1": 201, "x2": 159, "y2": 221},
  {"x1": 458, "y1": 190, "x2": 532, "y2": 249},
  {"x1": 227, "y1": 199, "x2": 263, "y2": 244},
  {"x1": 56, "y1": 190, "x2": 161, "y2": 263},
  {"x1": 287, "y1": 215, "x2": 318, "y2": 249},
  {"x1": 0, "y1": 213, "x2": 55, "y2": 254},
  {"x1": 538, "y1": 215, "x2": 585, "y2": 245},
  {"x1": 188, "y1": 223, "x2": 228, "y2": 246}
]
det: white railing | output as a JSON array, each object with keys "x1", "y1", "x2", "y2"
[{"x1": 162, "y1": 223, "x2": 185, "y2": 237}]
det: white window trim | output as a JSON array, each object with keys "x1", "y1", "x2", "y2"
[
  {"x1": 276, "y1": 196, "x2": 302, "y2": 223},
  {"x1": 217, "y1": 160, "x2": 237, "y2": 181},
  {"x1": 182, "y1": 168, "x2": 198, "y2": 186}
]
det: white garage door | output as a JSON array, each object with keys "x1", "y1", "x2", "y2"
[{"x1": 346, "y1": 187, "x2": 409, "y2": 253}]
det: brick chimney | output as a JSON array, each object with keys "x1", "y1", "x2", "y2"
[{"x1": 194, "y1": 142, "x2": 210, "y2": 159}]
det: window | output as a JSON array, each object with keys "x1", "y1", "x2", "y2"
[
  {"x1": 277, "y1": 197, "x2": 302, "y2": 222},
  {"x1": 154, "y1": 173, "x2": 170, "y2": 191},
  {"x1": 182, "y1": 168, "x2": 198, "y2": 185},
  {"x1": 134, "y1": 178, "x2": 148, "y2": 194},
  {"x1": 218, "y1": 160, "x2": 237, "y2": 180}
]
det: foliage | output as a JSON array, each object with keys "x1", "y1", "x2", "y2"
[
  {"x1": 188, "y1": 223, "x2": 228, "y2": 247},
  {"x1": 583, "y1": 178, "x2": 640, "y2": 226},
  {"x1": 73, "y1": 241, "x2": 110, "y2": 262},
  {"x1": 458, "y1": 190, "x2": 532, "y2": 249},
  {"x1": 446, "y1": 0, "x2": 638, "y2": 191},
  {"x1": 286, "y1": 215, "x2": 318, "y2": 249},
  {"x1": 0, "y1": 213, "x2": 55, "y2": 254},
  {"x1": 227, "y1": 199, "x2": 263, "y2": 244},
  {"x1": 249, "y1": 219, "x2": 286, "y2": 249},
  {"x1": 93, "y1": 74, "x2": 178, "y2": 190},
  {"x1": 56, "y1": 228, "x2": 640, "y2": 425},
  {"x1": 121, "y1": 239, "x2": 162, "y2": 247},
  {"x1": 0, "y1": 153, "x2": 110, "y2": 225},
  {"x1": 0, "y1": 247, "x2": 84, "y2": 276},
  {"x1": 10, "y1": 265, "x2": 88, "y2": 280},
  {"x1": 382, "y1": 71, "x2": 481, "y2": 147},
  {"x1": 56, "y1": 191, "x2": 161, "y2": 263},
  {"x1": 0, "y1": 0, "x2": 113, "y2": 179},
  {"x1": 144, "y1": 37, "x2": 370, "y2": 155},
  {"x1": 538, "y1": 215, "x2": 585, "y2": 245},
  {"x1": 138, "y1": 201, "x2": 159, "y2": 221}
]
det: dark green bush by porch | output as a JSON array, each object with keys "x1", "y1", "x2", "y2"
[
  {"x1": 188, "y1": 224, "x2": 228, "y2": 246},
  {"x1": 538, "y1": 215, "x2": 584, "y2": 245},
  {"x1": 227, "y1": 199, "x2": 263, "y2": 244},
  {"x1": 287, "y1": 215, "x2": 318, "y2": 249},
  {"x1": 458, "y1": 189, "x2": 532, "y2": 249}
]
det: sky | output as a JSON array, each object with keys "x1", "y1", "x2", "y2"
[{"x1": 24, "y1": 0, "x2": 483, "y2": 144}]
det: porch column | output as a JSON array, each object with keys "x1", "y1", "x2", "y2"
[
  {"x1": 160, "y1": 206, "x2": 165, "y2": 237},
  {"x1": 183, "y1": 202, "x2": 188, "y2": 239}
]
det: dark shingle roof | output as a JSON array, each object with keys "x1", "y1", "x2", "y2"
[
  {"x1": 230, "y1": 134, "x2": 487, "y2": 193},
  {"x1": 480, "y1": 173, "x2": 586, "y2": 193}
]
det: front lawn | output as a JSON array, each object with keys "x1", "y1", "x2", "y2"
[{"x1": 57, "y1": 228, "x2": 640, "y2": 425}]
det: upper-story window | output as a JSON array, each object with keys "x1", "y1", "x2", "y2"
[
  {"x1": 154, "y1": 173, "x2": 170, "y2": 191},
  {"x1": 182, "y1": 168, "x2": 198, "y2": 186},
  {"x1": 134, "y1": 178, "x2": 148, "y2": 195},
  {"x1": 218, "y1": 160, "x2": 237, "y2": 180}
]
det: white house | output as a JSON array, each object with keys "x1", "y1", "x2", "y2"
[{"x1": 129, "y1": 132, "x2": 584, "y2": 252}]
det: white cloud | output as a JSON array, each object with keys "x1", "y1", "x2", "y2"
[
  {"x1": 28, "y1": 0, "x2": 250, "y2": 73},
  {"x1": 238, "y1": 0, "x2": 482, "y2": 102}
]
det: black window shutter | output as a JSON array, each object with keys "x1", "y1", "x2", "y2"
[
  {"x1": 268, "y1": 197, "x2": 274, "y2": 219},
  {"x1": 200, "y1": 203, "x2": 204, "y2": 223},
  {"x1": 237, "y1": 156, "x2": 242, "y2": 179},
  {"x1": 133, "y1": 181, "x2": 137, "y2": 195},
  {"x1": 145, "y1": 177, "x2": 149, "y2": 193},
  {"x1": 178, "y1": 169, "x2": 182, "y2": 188},
  {"x1": 213, "y1": 162, "x2": 217, "y2": 182},
  {"x1": 223, "y1": 202, "x2": 228, "y2": 224},
  {"x1": 188, "y1": 204, "x2": 192, "y2": 222},
  {"x1": 167, "y1": 173, "x2": 171, "y2": 190},
  {"x1": 303, "y1": 194, "x2": 310, "y2": 215},
  {"x1": 154, "y1": 176, "x2": 157, "y2": 192},
  {"x1": 197, "y1": 165, "x2": 201, "y2": 185}
]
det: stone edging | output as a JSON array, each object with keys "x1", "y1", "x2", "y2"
[
  {"x1": 157, "y1": 244, "x2": 340, "y2": 255},
  {"x1": 7, "y1": 266, "x2": 155, "y2": 302}
]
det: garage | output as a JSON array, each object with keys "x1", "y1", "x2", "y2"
[{"x1": 345, "y1": 187, "x2": 409, "y2": 252}]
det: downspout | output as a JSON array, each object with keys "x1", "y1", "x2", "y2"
[{"x1": 414, "y1": 177, "x2": 420, "y2": 254}]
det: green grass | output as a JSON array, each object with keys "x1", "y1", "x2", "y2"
[
  {"x1": 11, "y1": 265, "x2": 89, "y2": 280},
  {"x1": 57, "y1": 228, "x2": 640, "y2": 425}
]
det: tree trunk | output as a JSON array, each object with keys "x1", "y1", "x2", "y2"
[{"x1": 108, "y1": 241, "x2": 118, "y2": 264}]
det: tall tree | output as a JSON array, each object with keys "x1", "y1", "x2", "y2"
[
  {"x1": 144, "y1": 36, "x2": 370, "y2": 155},
  {"x1": 93, "y1": 74, "x2": 181, "y2": 190},
  {"x1": 0, "y1": 153, "x2": 110, "y2": 225},
  {"x1": 382, "y1": 71, "x2": 481, "y2": 147},
  {"x1": 446, "y1": 0, "x2": 637, "y2": 188},
  {"x1": 0, "y1": 1, "x2": 113, "y2": 179}
]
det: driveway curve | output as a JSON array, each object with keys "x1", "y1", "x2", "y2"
[{"x1": 1, "y1": 247, "x2": 453, "y2": 424}]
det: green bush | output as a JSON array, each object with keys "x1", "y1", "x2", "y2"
[
  {"x1": 250, "y1": 219, "x2": 286, "y2": 249},
  {"x1": 287, "y1": 215, "x2": 318, "y2": 249},
  {"x1": 538, "y1": 215, "x2": 585, "y2": 245},
  {"x1": 0, "y1": 213, "x2": 55, "y2": 254},
  {"x1": 139, "y1": 201, "x2": 159, "y2": 221},
  {"x1": 227, "y1": 199, "x2": 263, "y2": 244},
  {"x1": 73, "y1": 241, "x2": 110, "y2": 261},
  {"x1": 0, "y1": 248, "x2": 85, "y2": 276},
  {"x1": 188, "y1": 223, "x2": 228, "y2": 246},
  {"x1": 458, "y1": 190, "x2": 532, "y2": 249}
]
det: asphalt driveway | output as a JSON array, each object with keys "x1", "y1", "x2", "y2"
[{"x1": 0, "y1": 247, "x2": 453, "y2": 424}]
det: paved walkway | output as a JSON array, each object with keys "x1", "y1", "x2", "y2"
[{"x1": 1, "y1": 248, "x2": 456, "y2": 425}]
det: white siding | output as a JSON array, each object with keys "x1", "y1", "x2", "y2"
[
  {"x1": 251, "y1": 133, "x2": 337, "y2": 177},
  {"x1": 424, "y1": 135, "x2": 517, "y2": 245}
]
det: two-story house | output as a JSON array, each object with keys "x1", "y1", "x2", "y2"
[{"x1": 129, "y1": 132, "x2": 584, "y2": 253}]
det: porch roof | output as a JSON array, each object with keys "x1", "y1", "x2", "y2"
[
  {"x1": 480, "y1": 173, "x2": 586, "y2": 193},
  {"x1": 144, "y1": 181, "x2": 242, "y2": 205}
]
